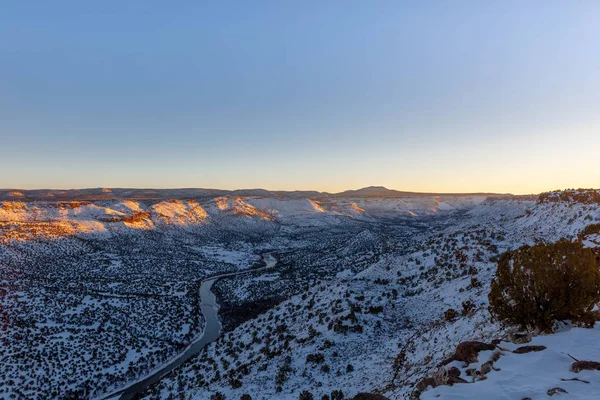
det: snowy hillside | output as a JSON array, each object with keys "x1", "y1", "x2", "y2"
[
  {"x1": 2, "y1": 189, "x2": 600, "y2": 400},
  {"x1": 0, "y1": 194, "x2": 491, "y2": 244},
  {"x1": 135, "y1": 193, "x2": 600, "y2": 400}
]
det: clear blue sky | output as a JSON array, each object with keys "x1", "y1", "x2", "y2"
[{"x1": 2, "y1": 1, "x2": 599, "y2": 193}]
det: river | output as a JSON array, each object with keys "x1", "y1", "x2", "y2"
[{"x1": 101, "y1": 253, "x2": 278, "y2": 400}]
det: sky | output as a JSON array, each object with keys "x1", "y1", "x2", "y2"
[{"x1": 1, "y1": 1, "x2": 599, "y2": 194}]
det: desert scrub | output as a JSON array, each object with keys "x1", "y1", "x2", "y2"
[{"x1": 489, "y1": 239, "x2": 600, "y2": 332}]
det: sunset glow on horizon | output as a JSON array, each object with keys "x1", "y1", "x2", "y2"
[
  {"x1": 4, "y1": 4, "x2": 600, "y2": 398},
  {"x1": 2, "y1": 1, "x2": 600, "y2": 194}
]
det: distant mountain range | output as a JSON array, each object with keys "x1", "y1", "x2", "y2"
[
  {"x1": 0, "y1": 186, "x2": 511, "y2": 201},
  {"x1": 331, "y1": 186, "x2": 508, "y2": 198}
]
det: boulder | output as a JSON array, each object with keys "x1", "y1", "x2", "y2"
[
  {"x1": 454, "y1": 341, "x2": 495, "y2": 363},
  {"x1": 508, "y1": 331, "x2": 532, "y2": 344},
  {"x1": 513, "y1": 345, "x2": 546, "y2": 354},
  {"x1": 448, "y1": 366, "x2": 461, "y2": 378},
  {"x1": 547, "y1": 387, "x2": 568, "y2": 396},
  {"x1": 571, "y1": 360, "x2": 600, "y2": 373},
  {"x1": 415, "y1": 377, "x2": 437, "y2": 392},
  {"x1": 447, "y1": 375, "x2": 468, "y2": 385},
  {"x1": 480, "y1": 361, "x2": 494, "y2": 375},
  {"x1": 441, "y1": 341, "x2": 495, "y2": 365}
]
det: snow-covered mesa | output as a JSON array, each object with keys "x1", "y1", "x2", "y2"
[{"x1": 0, "y1": 194, "x2": 489, "y2": 240}]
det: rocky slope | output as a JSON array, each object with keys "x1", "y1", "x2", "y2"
[
  {"x1": 2, "y1": 189, "x2": 599, "y2": 399},
  {"x1": 137, "y1": 192, "x2": 600, "y2": 399}
]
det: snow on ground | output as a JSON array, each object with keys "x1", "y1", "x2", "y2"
[
  {"x1": 144, "y1": 194, "x2": 600, "y2": 400},
  {"x1": 3, "y1": 191, "x2": 600, "y2": 399},
  {"x1": 190, "y1": 246, "x2": 259, "y2": 268},
  {"x1": 423, "y1": 324, "x2": 600, "y2": 400},
  {"x1": 0, "y1": 195, "x2": 495, "y2": 244},
  {"x1": 337, "y1": 196, "x2": 489, "y2": 217},
  {"x1": 245, "y1": 198, "x2": 327, "y2": 217}
]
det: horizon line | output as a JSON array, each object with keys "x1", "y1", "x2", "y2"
[{"x1": 0, "y1": 185, "x2": 536, "y2": 197}]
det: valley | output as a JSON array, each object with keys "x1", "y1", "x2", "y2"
[
  {"x1": 5, "y1": 3, "x2": 598, "y2": 399},
  {"x1": 1, "y1": 188, "x2": 599, "y2": 399},
  {"x1": 105, "y1": 253, "x2": 279, "y2": 400}
]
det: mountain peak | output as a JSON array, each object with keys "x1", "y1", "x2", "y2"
[{"x1": 332, "y1": 186, "x2": 413, "y2": 198}]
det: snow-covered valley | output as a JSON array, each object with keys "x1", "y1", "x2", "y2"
[{"x1": 1, "y1": 188, "x2": 600, "y2": 399}]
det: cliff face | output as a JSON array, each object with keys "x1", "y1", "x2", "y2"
[{"x1": 0, "y1": 195, "x2": 490, "y2": 243}]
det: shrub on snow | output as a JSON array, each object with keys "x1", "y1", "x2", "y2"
[{"x1": 488, "y1": 239, "x2": 600, "y2": 332}]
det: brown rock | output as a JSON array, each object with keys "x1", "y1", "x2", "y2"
[
  {"x1": 547, "y1": 387, "x2": 568, "y2": 396},
  {"x1": 440, "y1": 355, "x2": 458, "y2": 366},
  {"x1": 448, "y1": 366, "x2": 461, "y2": 378},
  {"x1": 447, "y1": 375, "x2": 468, "y2": 385},
  {"x1": 571, "y1": 360, "x2": 600, "y2": 373},
  {"x1": 480, "y1": 361, "x2": 494, "y2": 375},
  {"x1": 441, "y1": 341, "x2": 496, "y2": 366},
  {"x1": 415, "y1": 377, "x2": 437, "y2": 392},
  {"x1": 454, "y1": 341, "x2": 495, "y2": 363},
  {"x1": 508, "y1": 331, "x2": 532, "y2": 344},
  {"x1": 513, "y1": 345, "x2": 547, "y2": 354}
]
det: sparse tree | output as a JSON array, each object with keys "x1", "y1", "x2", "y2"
[
  {"x1": 299, "y1": 391, "x2": 314, "y2": 400},
  {"x1": 489, "y1": 240, "x2": 600, "y2": 332}
]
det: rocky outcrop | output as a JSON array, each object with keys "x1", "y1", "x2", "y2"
[
  {"x1": 571, "y1": 360, "x2": 600, "y2": 373},
  {"x1": 441, "y1": 341, "x2": 496, "y2": 365},
  {"x1": 513, "y1": 345, "x2": 546, "y2": 354}
]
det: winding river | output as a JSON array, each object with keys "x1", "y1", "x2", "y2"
[{"x1": 102, "y1": 253, "x2": 278, "y2": 400}]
